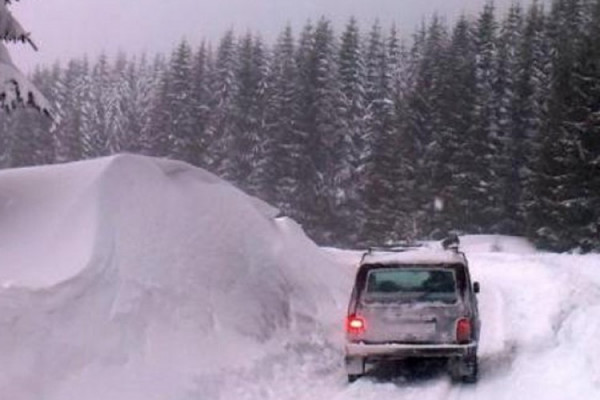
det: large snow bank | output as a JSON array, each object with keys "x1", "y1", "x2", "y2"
[{"x1": 0, "y1": 155, "x2": 351, "y2": 400}]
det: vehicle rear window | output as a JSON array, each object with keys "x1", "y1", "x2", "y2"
[{"x1": 364, "y1": 267, "x2": 458, "y2": 304}]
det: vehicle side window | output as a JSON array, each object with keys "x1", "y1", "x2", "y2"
[{"x1": 450, "y1": 264, "x2": 468, "y2": 293}]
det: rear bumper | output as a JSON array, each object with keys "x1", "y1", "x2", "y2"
[
  {"x1": 345, "y1": 341, "x2": 476, "y2": 359},
  {"x1": 345, "y1": 342, "x2": 477, "y2": 375}
]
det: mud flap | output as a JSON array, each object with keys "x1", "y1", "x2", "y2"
[
  {"x1": 345, "y1": 356, "x2": 365, "y2": 375},
  {"x1": 448, "y1": 354, "x2": 478, "y2": 383}
]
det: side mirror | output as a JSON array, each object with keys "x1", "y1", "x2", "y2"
[{"x1": 473, "y1": 282, "x2": 480, "y2": 294}]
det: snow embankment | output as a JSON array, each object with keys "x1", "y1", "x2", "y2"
[{"x1": 0, "y1": 155, "x2": 351, "y2": 400}]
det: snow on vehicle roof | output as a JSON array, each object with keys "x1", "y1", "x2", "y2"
[{"x1": 361, "y1": 247, "x2": 467, "y2": 266}]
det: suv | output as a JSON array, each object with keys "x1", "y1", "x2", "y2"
[{"x1": 344, "y1": 237, "x2": 480, "y2": 383}]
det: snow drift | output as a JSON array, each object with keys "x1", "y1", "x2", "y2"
[{"x1": 0, "y1": 155, "x2": 350, "y2": 400}]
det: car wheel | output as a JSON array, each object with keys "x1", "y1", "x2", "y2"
[{"x1": 348, "y1": 374, "x2": 362, "y2": 383}]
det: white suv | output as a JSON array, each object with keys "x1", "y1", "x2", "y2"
[{"x1": 344, "y1": 237, "x2": 480, "y2": 383}]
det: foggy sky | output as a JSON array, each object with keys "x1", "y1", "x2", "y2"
[{"x1": 9, "y1": 0, "x2": 545, "y2": 71}]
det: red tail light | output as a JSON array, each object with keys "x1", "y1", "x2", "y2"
[
  {"x1": 456, "y1": 318, "x2": 472, "y2": 344},
  {"x1": 346, "y1": 314, "x2": 366, "y2": 335}
]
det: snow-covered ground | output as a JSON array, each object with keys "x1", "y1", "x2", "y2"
[
  {"x1": 329, "y1": 243, "x2": 600, "y2": 400},
  {"x1": 1, "y1": 155, "x2": 600, "y2": 400}
]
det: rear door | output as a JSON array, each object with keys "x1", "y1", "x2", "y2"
[{"x1": 356, "y1": 266, "x2": 464, "y2": 344}]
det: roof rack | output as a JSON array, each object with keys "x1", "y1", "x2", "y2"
[
  {"x1": 359, "y1": 242, "x2": 424, "y2": 263},
  {"x1": 359, "y1": 235, "x2": 462, "y2": 264},
  {"x1": 367, "y1": 244, "x2": 424, "y2": 253}
]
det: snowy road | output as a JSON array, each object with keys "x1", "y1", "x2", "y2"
[{"x1": 218, "y1": 243, "x2": 600, "y2": 400}]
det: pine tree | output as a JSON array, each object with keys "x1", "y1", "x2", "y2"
[
  {"x1": 116, "y1": 55, "x2": 161, "y2": 155},
  {"x1": 527, "y1": 0, "x2": 592, "y2": 250},
  {"x1": 468, "y1": 2, "x2": 501, "y2": 231},
  {"x1": 292, "y1": 21, "x2": 317, "y2": 228},
  {"x1": 575, "y1": 0, "x2": 600, "y2": 250},
  {"x1": 246, "y1": 36, "x2": 272, "y2": 198},
  {"x1": 188, "y1": 42, "x2": 212, "y2": 166},
  {"x1": 545, "y1": 0, "x2": 600, "y2": 250},
  {"x1": 101, "y1": 52, "x2": 132, "y2": 154},
  {"x1": 520, "y1": 1, "x2": 552, "y2": 240},
  {"x1": 81, "y1": 54, "x2": 125, "y2": 158},
  {"x1": 295, "y1": 18, "x2": 343, "y2": 244},
  {"x1": 229, "y1": 33, "x2": 269, "y2": 193},
  {"x1": 262, "y1": 25, "x2": 300, "y2": 213},
  {"x1": 206, "y1": 30, "x2": 238, "y2": 179},
  {"x1": 145, "y1": 55, "x2": 173, "y2": 157},
  {"x1": 494, "y1": 3, "x2": 525, "y2": 233},
  {"x1": 166, "y1": 40, "x2": 196, "y2": 162},
  {"x1": 431, "y1": 15, "x2": 478, "y2": 235},
  {"x1": 337, "y1": 17, "x2": 367, "y2": 243},
  {"x1": 53, "y1": 58, "x2": 89, "y2": 162},
  {"x1": 405, "y1": 15, "x2": 451, "y2": 237},
  {"x1": 360, "y1": 22, "x2": 407, "y2": 244}
]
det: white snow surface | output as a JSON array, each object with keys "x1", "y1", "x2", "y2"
[
  {"x1": 0, "y1": 155, "x2": 349, "y2": 400},
  {"x1": 1, "y1": 154, "x2": 600, "y2": 400}
]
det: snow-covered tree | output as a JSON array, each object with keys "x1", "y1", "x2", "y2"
[
  {"x1": 144, "y1": 55, "x2": 171, "y2": 156},
  {"x1": 466, "y1": 2, "x2": 501, "y2": 231},
  {"x1": 262, "y1": 25, "x2": 301, "y2": 213},
  {"x1": 2, "y1": 4, "x2": 600, "y2": 250},
  {"x1": 295, "y1": 18, "x2": 344, "y2": 244},
  {"x1": 52, "y1": 58, "x2": 89, "y2": 162},
  {"x1": 4, "y1": 66, "x2": 55, "y2": 166},
  {"x1": 206, "y1": 30, "x2": 238, "y2": 179},
  {"x1": 229, "y1": 33, "x2": 270, "y2": 193},
  {"x1": 166, "y1": 40, "x2": 196, "y2": 162},
  {"x1": 360, "y1": 22, "x2": 408, "y2": 244},
  {"x1": 0, "y1": 0, "x2": 50, "y2": 114},
  {"x1": 116, "y1": 55, "x2": 161, "y2": 155},
  {"x1": 519, "y1": 2, "x2": 552, "y2": 238},
  {"x1": 337, "y1": 17, "x2": 367, "y2": 242},
  {"x1": 80, "y1": 54, "x2": 113, "y2": 158},
  {"x1": 429, "y1": 15, "x2": 478, "y2": 236},
  {"x1": 527, "y1": 0, "x2": 600, "y2": 251},
  {"x1": 187, "y1": 42, "x2": 212, "y2": 166},
  {"x1": 404, "y1": 15, "x2": 451, "y2": 236},
  {"x1": 494, "y1": 3, "x2": 525, "y2": 233}
]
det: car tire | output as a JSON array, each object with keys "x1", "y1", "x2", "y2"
[{"x1": 348, "y1": 374, "x2": 362, "y2": 383}]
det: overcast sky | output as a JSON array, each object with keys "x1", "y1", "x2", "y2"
[{"x1": 9, "y1": 0, "x2": 545, "y2": 71}]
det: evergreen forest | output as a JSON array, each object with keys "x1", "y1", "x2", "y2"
[{"x1": 1, "y1": 0, "x2": 600, "y2": 251}]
